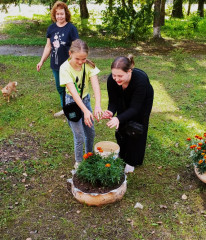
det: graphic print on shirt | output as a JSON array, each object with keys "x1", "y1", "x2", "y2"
[{"x1": 52, "y1": 32, "x2": 66, "y2": 65}]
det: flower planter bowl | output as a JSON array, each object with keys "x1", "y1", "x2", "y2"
[
  {"x1": 94, "y1": 141, "x2": 120, "y2": 158},
  {"x1": 194, "y1": 167, "x2": 206, "y2": 183},
  {"x1": 67, "y1": 175, "x2": 127, "y2": 206}
]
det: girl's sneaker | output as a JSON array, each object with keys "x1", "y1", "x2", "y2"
[
  {"x1": 74, "y1": 162, "x2": 80, "y2": 169},
  {"x1": 124, "y1": 164, "x2": 134, "y2": 173},
  {"x1": 54, "y1": 110, "x2": 64, "y2": 117}
]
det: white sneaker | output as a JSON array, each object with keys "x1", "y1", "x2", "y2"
[
  {"x1": 124, "y1": 164, "x2": 134, "y2": 174},
  {"x1": 74, "y1": 162, "x2": 80, "y2": 170},
  {"x1": 54, "y1": 110, "x2": 64, "y2": 117}
]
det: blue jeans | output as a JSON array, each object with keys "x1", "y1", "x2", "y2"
[
  {"x1": 65, "y1": 93, "x2": 95, "y2": 162},
  {"x1": 52, "y1": 69, "x2": 65, "y2": 107}
]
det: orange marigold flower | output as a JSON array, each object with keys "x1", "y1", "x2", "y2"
[
  {"x1": 198, "y1": 136, "x2": 203, "y2": 140},
  {"x1": 201, "y1": 153, "x2": 205, "y2": 156},
  {"x1": 203, "y1": 150, "x2": 206, "y2": 153},
  {"x1": 105, "y1": 163, "x2": 111, "y2": 167},
  {"x1": 204, "y1": 155, "x2": 206, "y2": 159},
  {"x1": 99, "y1": 149, "x2": 103, "y2": 153},
  {"x1": 195, "y1": 135, "x2": 199, "y2": 138},
  {"x1": 197, "y1": 147, "x2": 201, "y2": 150},
  {"x1": 97, "y1": 147, "x2": 102, "y2": 150},
  {"x1": 198, "y1": 160, "x2": 203, "y2": 164},
  {"x1": 87, "y1": 152, "x2": 93, "y2": 157},
  {"x1": 187, "y1": 138, "x2": 191, "y2": 141},
  {"x1": 204, "y1": 133, "x2": 206, "y2": 137},
  {"x1": 83, "y1": 153, "x2": 88, "y2": 159},
  {"x1": 190, "y1": 145, "x2": 196, "y2": 149},
  {"x1": 198, "y1": 142, "x2": 203, "y2": 146}
]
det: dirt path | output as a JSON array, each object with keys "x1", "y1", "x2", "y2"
[{"x1": 0, "y1": 40, "x2": 205, "y2": 58}]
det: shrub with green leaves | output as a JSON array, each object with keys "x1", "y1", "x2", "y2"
[{"x1": 76, "y1": 153, "x2": 124, "y2": 187}]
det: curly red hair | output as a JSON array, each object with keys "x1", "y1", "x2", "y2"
[{"x1": 50, "y1": 1, "x2": 71, "y2": 22}]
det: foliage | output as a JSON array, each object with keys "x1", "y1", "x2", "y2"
[
  {"x1": 186, "y1": 134, "x2": 206, "y2": 174},
  {"x1": 76, "y1": 151, "x2": 124, "y2": 187},
  {"x1": 161, "y1": 14, "x2": 206, "y2": 40},
  {"x1": 99, "y1": 4, "x2": 153, "y2": 41}
]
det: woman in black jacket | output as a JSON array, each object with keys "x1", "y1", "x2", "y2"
[{"x1": 102, "y1": 55, "x2": 154, "y2": 173}]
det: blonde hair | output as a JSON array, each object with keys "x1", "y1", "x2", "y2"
[
  {"x1": 111, "y1": 54, "x2": 135, "y2": 72},
  {"x1": 70, "y1": 39, "x2": 95, "y2": 68},
  {"x1": 51, "y1": 1, "x2": 71, "y2": 23}
]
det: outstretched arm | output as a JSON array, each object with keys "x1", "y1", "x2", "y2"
[
  {"x1": 90, "y1": 75, "x2": 103, "y2": 121},
  {"x1": 37, "y1": 38, "x2": 51, "y2": 72}
]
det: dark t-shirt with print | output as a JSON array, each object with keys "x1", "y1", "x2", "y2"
[{"x1": 47, "y1": 22, "x2": 79, "y2": 70}]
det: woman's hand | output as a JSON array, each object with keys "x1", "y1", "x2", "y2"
[
  {"x1": 94, "y1": 106, "x2": 103, "y2": 122},
  {"x1": 107, "y1": 117, "x2": 119, "y2": 129},
  {"x1": 84, "y1": 109, "x2": 94, "y2": 128},
  {"x1": 37, "y1": 61, "x2": 43, "y2": 72},
  {"x1": 102, "y1": 110, "x2": 113, "y2": 119}
]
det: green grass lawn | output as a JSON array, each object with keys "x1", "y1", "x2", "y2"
[{"x1": 0, "y1": 53, "x2": 205, "y2": 239}]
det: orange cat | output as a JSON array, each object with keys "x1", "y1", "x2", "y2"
[{"x1": 1, "y1": 81, "x2": 18, "y2": 102}]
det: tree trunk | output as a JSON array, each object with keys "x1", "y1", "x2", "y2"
[
  {"x1": 109, "y1": 0, "x2": 113, "y2": 12},
  {"x1": 187, "y1": 1, "x2": 191, "y2": 16},
  {"x1": 160, "y1": 0, "x2": 166, "y2": 26},
  {"x1": 198, "y1": 0, "x2": 204, "y2": 17},
  {"x1": 121, "y1": 0, "x2": 127, "y2": 8},
  {"x1": 153, "y1": 0, "x2": 162, "y2": 39},
  {"x1": 80, "y1": 0, "x2": 89, "y2": 19},
  {"x1": 172, "y1": 0, "x2": 184, "y2": 18}
]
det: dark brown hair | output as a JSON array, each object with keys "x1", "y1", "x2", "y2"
[
  {"x1": 70, "y1": 39, "x2": 95, "y2": 68},
  {"x1": 51, "y1": 1, "x2": 71, "y2": 22},
  {"x1": 111, "y1": 54, "x2": 135, "y2": 72}
]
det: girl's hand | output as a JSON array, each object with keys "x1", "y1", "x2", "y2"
[
  {"x1": 102, "y1": 110, "x2": 113, "y2": 119},
  {"x1": 37, "y1": 61, "x2": 43, "y2": 72},
  {"x1": 94, "y1": 106, "x2": 103, "y2": 122},
  {"x1": 107, "y1": 117, "x2": 119, "y2": 129},
  {"x1": 84, "y1": 109, "x2": 94, "y2": 128}
]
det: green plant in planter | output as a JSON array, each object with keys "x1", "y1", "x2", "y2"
[
  {"x1": 76, "y1": 151, "x2": 124, "y2": 187},
  {"x1": 186, "y1": 133, "x2": 206, "y2": 174}
]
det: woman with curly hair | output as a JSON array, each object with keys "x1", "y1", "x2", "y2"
[{"x1": 37, "y1": 1, "x2": 79, "y2": 116}]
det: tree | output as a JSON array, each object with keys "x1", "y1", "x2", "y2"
[
  {"x1": 198, "y1": 0, "x2": 205, "y2": 17},
  {"x1": 172, "y1": 0, "x2": 184, "y2": 18},
  {"x1": 80, "y1": 0, "x2": 89, "y2": 19},
  {"x1": 153, "y1": 0, "x2": 162, "y2": 39},
  {"x1": 160, "y1": 0, "x2": 166, "y2": 26}
]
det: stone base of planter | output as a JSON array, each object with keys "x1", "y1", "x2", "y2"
[
  {"x1": 194, "y1": 167, "x2": 206, "y2": 183},
  {"x1": 67, "y1": 175, "x2": 127, "y2": 206}
]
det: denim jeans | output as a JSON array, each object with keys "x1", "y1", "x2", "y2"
[
  {"x1": 65, "y1": 93, "x2": 95, "y2": 162},
  {"x1": 52, "y1": 69, "x2": 65, "y2": 107}
]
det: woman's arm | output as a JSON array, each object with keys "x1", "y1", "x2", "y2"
[
  {"x1": 37, "y1": 38, "x2": 52, "y2": 71},
  {"x1": 90, "y1": 75, "x2": 103, "y2": 121},
  {"x1": 66, "y1": 82, "x2": 94, "y2": 127}
]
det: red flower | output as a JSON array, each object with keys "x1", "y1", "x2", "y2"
[
  {"x1": 87, "y1": 152, "x2": 93, "y2": 157},
  {"x1": 197, "y1": 147, "x2": 202, "y2": 150},
  {"x1": 198, "y1": 160, "x2": 203, "y2": 164},
  {"x1": 187, "y1": 138, "x2": 191, "y2": 141},
  {"x1": 204, "y1": 133, "x2": 206, "y2": 137},
  {"x1": 83, "y1": 153, "x2": 89, "y2": 159},
  {"x1": 97, "y1": 147, "x2": 102, "y2": 150},
  {"x1": 198, "y1": 142, "x2": 203, "y2": 146},
  {"x1": 195, "y1": 135, "x2": 199, "y2": 138}
]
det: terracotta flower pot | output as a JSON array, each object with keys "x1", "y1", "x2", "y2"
[
  {"x1": 194, "y1": 166, "x2": 206, "y2": 183},
  {"x1": 67, "y1": 175, "x2": 127, "y2": 206}
]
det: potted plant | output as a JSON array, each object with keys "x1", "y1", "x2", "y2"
[
  {"x1": 67, "y1": 142, "x2": 127, "y2": 206},
  {"x1": 186, "y1": 133, "x2": 206, "y2": 183}
]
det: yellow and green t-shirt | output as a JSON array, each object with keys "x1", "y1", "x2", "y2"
[{"x1": 60, "y1": 59, "x2": 100, "y2": 98}]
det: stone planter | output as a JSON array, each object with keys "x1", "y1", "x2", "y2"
[
  {"x1": 67, "y1": 174, "x2": 127, "y2": 206},
  {"x1": 194, "y1": 167, "x2": 206, "y2": 183}
]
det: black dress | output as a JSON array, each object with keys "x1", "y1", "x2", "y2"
[{"x1": 107, "y1": 68, "x2": 154, "y2": 166}]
